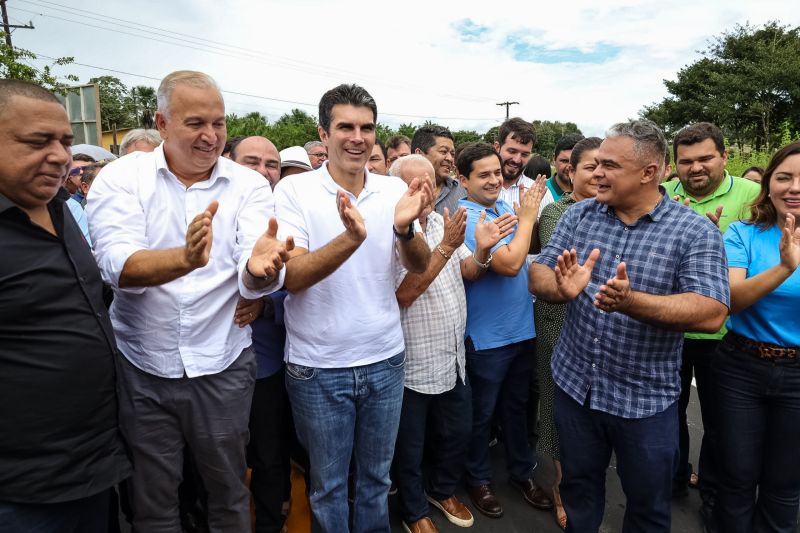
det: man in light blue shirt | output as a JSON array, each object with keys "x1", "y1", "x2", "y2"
[{"x1": 456, "y1": 142, "x2": 551, "y2": 519}]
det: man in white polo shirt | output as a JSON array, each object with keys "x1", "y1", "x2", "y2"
[{"x1": 273, "y1": 83, "x2": 433, "y2": 533}]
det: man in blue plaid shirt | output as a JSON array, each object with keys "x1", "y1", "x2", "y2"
[{"x1": 530, "y1": 119, "x2": 730, "y2": 533}]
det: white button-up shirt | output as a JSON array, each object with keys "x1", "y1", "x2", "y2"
[
  {"x1": 274, "y1": 164, "x2": 410, "y2": 369},
  {"x1": 87, "y1": 145, "x2": 282, "y2": 378}
]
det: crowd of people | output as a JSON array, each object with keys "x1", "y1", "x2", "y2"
[{"x1": 0, "y1": 69, "x2": 799, "y2": 533}]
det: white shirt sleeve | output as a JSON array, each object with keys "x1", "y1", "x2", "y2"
[
  {"x1": 236, "y1": 180, "x2": 284, "y2": 299},
  {"x1": 274, "y1": 178, "x2": 310, "y2": 249},
  {"x1": 86, "y1": 161, "x2": 148, "y2": 294}
]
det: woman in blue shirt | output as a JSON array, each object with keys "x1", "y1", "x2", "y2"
[{"x1": 715, "y1": 141, "x2": 800, "y2": 533}]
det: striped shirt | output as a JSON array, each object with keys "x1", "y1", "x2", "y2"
[
  {"x1": 534, "y1": 190, "x2": 729, "y2": 418},
  {"x1": 396, "y1": 212, "x2": 470, "y2": 394}
]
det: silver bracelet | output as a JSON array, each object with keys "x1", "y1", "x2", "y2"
[{"x1": 472, "y1": 251, "x2": 492, "y2": 269}]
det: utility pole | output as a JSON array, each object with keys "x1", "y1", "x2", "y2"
[
  {"x1": 1, "y1": 0, "x2": 35, "y2": 48},
  {"x1": 496, "y1": 101, "x2": 519, "y2": 120}
]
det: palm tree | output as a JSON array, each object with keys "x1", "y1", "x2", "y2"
[{"x1": 130, "y1": 85, "x2": 157, "y2": 128}]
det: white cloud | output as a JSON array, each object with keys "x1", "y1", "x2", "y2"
[{"x1": 14, "y1": 0, "x2": 800, "y2": 140}]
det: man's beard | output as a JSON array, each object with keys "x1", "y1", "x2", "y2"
[{"x1": 502, "y1": 158, "x2": 523, "y2": 182}]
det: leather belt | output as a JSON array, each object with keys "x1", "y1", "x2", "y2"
[{"x1": 727, "y1": 331, "x2": 798, "y2": 360}]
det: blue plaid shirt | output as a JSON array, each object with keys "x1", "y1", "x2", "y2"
[{"x1": 534, "y1": 191, "x2": 729, "y2": 418}]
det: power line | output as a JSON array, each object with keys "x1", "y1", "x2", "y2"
[
  {"x1": 31, "y1": 52, "x2": 501, "y2": 122},
  {"x1": 15, "y1": 0, "x2": 496, "y2": 105}
]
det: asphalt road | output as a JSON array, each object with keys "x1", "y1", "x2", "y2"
[{"x1": 389, "y1": 386, "x2": 709, "y2": 533}]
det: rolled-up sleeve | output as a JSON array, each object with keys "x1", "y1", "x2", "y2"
[
  {"x1": 86, "y1": 162, "x2": 148, "y2": 294},
  {"x1": 236, "y1": 180, "x2": 284, "y2": 299}
]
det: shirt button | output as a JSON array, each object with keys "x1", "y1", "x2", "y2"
[
  {"x1": 594, "y1": 338, "x2": 599, "y2": 343},
  {"x1": 96, "y1": 312, "x2": 103, "y2": 318},
  {"x1": 592, "y1": 363, "x2": 596, "y2": 368},
  {"x1": 615, "y1": 254, "x2": 620, "y2": 260},
  {"x1": 624, "y1": 227, "x2": 629, "y2": 231}
]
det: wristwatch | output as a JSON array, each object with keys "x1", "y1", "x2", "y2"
[{"x1": 393, "y1": 224, "x2": 414, "y2": 241}]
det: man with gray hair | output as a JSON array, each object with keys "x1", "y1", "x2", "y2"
[
  {"x1": 529, "y1": 119, "x2": 730, "y2": 532},
  {"x1": 87, "y1": 70, "x2": 292, "y2": 532},
  {"x1": 119, "y1": 128, "x2": 162, "y2": 155},
  {"x1": 304, "y1": 140, "x2": 327, "y2": 169},
  {"x1": 389, "y1": 155, "x2": 514, "y2": 532}
]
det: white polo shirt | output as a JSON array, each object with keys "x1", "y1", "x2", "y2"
[{"x1": 274, "y1": 163, "x2": 408, "y2": 368}]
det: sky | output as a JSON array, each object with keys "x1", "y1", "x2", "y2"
[{"x1": 9, "y1": 0, "x2": 800, "y2": 138}]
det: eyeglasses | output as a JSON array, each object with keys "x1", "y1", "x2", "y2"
[
  {"x1": 309, "y1": 152, "x2": 327, "y2": 159},
  {"x1": 68, "y1": 167, "x2": 84, "y2": 177}
]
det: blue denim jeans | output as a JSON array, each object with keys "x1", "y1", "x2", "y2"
[
  {"x1": 713, "y1": 335, "x2": 800, "y2": 533},
  {"x1": 465, "y1": 338, "x2": 537, "y2": 485},
  {"x1": 285, "y1": 352, "x2": 405, "y2": 533},
  {"x1": 555, "y1": 386, "x2": 678, "y2": 533}
]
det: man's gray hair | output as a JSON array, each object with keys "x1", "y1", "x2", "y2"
[
  {"x1": 605, "y1": 119, "x2": 667, "y2": 174},
  {"x1": 389, "y1": 154, "x2": 435, "y2": 180},
  {"x1": 157, "y1": 70, "x2": 220, "y2": 118},
  {"x1": 119, "y1": 128, "x2": 162, "y2": 155},
  {"x1": 304, "y1": 140, "x2": 324, "y2": 152}
]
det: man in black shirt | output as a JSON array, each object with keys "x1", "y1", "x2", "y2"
[{"x1": 0, "y1": 79, "x2": 130, "y2": 532}]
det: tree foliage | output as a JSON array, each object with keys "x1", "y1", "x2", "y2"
[
  {"x1": 642, "y1": 22, "x2": 800, "y2": 151},
  {"x1": 531, "y1": 120, "x2": 583, "y2": 157},
  {"x1": 0, "y1": 33, "x2": 78, "y2": 94}
]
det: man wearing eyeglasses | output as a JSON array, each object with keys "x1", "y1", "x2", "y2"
[
  {"x1": 304, "y1": 140, "x2": 327, "y2": 169},
  {"x1": 66, "y1": 153, "x2": 95, "y2": 205}
]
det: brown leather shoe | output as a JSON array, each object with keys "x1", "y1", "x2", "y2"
[
  {"x1": 467, "y1": 484, "x2": 503, "y2": 518},
  {"x1": 402, "y1": 517, "x2": 439, "y2": 533},
  {"x1": 509, "y1": 478, "x2": 553, "y2": 510},
  {"x1": 426, "y1": 495, "x2": 474, "y2": 527}
]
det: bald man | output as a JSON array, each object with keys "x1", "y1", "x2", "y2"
[{"x1": 230, "y1": 136, "x2": 281, "y2": 188}]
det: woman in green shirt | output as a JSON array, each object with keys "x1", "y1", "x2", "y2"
[{"x1": 533, "y1": 136, "x2": 602, "y2": 530}]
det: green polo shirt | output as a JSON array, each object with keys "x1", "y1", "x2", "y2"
[
  {"x1": 664, "y1": 170, "x2": 760, "y2": 339},
  {"x1": 546, "y1": 175, "x2": 566, "y2": 201}
]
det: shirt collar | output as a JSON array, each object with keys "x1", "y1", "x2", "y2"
[
  {"x1": 598, "y1": 186, "x2": 670, "y2": 223},
  {"x1": 672, "y1": 170, "x2": 733, "y2": 204},
  {"x1": 317, "y1": 161, "x2": 377, "y2": 198},
  {"x1": 0, "y1": 192, "x2": 15, "y2": 214},
  {"x1": 154, "y1": 143, "x2": 231, "y2": 188},
  {"x1": 548, "y1": 175, "x2": 565, "y2": 196}
]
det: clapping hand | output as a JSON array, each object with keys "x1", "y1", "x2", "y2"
[
  {"x1": 247, "y1": 217, "x2": 294, "y2": 280},
  {"x1": 395, "y1": 176, "x2": 434, "y2": 232},
  {"x1": 184, "y1": 201, "x2": 218, "y2": 269},
  {"x1": 475, "y1": 210, "x2": 513, "y2": 251},
  {"x1": 594, "y1": 261, "x2": 633, "y2": 312},
  {"x1": 514, "y1": 174, "x2": 548, "y2": 221},
  {"x1": 554, "y1": 248, "x2": 600, "y2": 301},
  {"x1": 780, "y1": 212, "x2": 800, "y2": 272},
  {"x1": 337, "y1": 190, "x2": 367, "y2": 243},
  {"x1": 441, "y1": 207, "x2": 466, "y2": 254}
]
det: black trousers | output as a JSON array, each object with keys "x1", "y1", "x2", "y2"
[
  {"x1": 247, "y1": 369, "x2": 294, "y2": 533},
  {"x1": 676, "y1": 338, "x2": 720, "y2": 507}
]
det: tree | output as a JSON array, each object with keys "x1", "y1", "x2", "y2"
[
  {"x1": 226, "y1": 112, "x2": 270, "y2": 138},
  {"x1": 531, "y1": 120, "x2": 583, "y2": 157},
  {"x1": 90, "y1": 76, "x2": 135, "y2": 130},
  {"x1": 0, "y1": 32, "x2": 78, "y2": 93},
  {"x1": 397, "y1": 123, "x2": 417, "y2": 139},
  {"x1": 452, "y1": 130, "x2": 482, "y2": 147},
  {"x1": 482, "y1": 126, "x2": 499, "y2": 144},
  {"x1": 130, "y1": 85, "x2": 157, "y2": 128},
  {"x1": 641, "y1": 22, "x2": 800, "y2": 151}
]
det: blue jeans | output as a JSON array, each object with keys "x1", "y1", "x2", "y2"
[
  {"x1": 713, "y1": 334, "x2": 800, "y2": 533},
  {"x1": 285, "y1": 352, "x2": 405, "y2": 533},
  {"x1": 555, "y1": 386, "x2": 678, "y2": 533},
  {"x1": 393, "y1": 379, "x2": 472, "y2": 523},
  {"x1": 465, "y1": 338, "x2": 536, "y2": 485}
]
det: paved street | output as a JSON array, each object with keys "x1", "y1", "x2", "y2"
[{"x1": 390, "y1": 385, "x2": 708, "y2": 533}]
